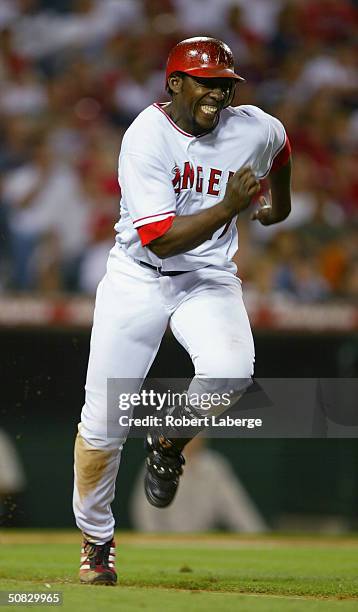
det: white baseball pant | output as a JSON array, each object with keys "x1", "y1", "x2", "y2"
[{"x1": 73, "y1": 244, "x2": 255, "y2": 543}]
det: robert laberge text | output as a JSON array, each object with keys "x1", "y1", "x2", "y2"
[{"x1": 118, "y1": 415, "x2": 262, "y2": 429}]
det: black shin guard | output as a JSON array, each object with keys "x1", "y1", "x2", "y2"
[{"x1": 144, "y1": 404, "x2": 209, "y2": 507}]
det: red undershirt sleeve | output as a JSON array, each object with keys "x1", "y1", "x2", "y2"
[
  {"x1": 271, "y1": 137, "x2": 292, "y2": 173},
  {"x1": 137, "y1": 216, "x2": 175, "y2": 246}
]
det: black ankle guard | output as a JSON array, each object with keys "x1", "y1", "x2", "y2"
[{"x1": 158, "y1": 403, "x2": 207, "y2": 450}]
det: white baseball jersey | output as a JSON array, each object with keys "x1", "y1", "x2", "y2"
[{"x1": 115, "y1": 102, "x2": 287, "y2": 271}]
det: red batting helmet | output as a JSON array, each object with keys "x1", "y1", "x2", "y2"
[{"x1": 166, "y1": 37, "x2": 245, "y2": 83}]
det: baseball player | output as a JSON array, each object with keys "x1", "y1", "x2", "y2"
[{"x1": 74, "y1": 37, "x2": 292, "y2": 585}]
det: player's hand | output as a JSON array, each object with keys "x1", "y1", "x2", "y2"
[
  {"x1": 251, "y1": 194, "x2": 273, "y2": 225},
  {"x1": 222, "y1": 167, "x2": 260, "y2": 216}
]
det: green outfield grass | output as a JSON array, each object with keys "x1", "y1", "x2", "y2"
[{"x1": 0, "y1": 531, "x2": 357, "y2": 611}]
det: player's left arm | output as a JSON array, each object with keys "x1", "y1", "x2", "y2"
[{"x1": 252, "y1": 155, "x2": 292, "y2": 226}]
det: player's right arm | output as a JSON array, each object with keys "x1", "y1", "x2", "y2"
[{"x1": 148, "y1": 167, "x2": 260, "y2": 259}]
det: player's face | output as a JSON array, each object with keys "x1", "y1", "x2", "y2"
[{"x1": 173, "y1": 75, "x2": 234, "y2": 135}]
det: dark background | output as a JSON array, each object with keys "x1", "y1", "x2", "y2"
[{"x1": 1, "y1": 328, "x2": 357, "y2": 530}]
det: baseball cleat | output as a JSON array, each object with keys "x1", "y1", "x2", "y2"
[
  {"x1": 144, "y1": 432, "x2": 185, "y2": 508},
  {"x1": 79, "y1": 538, "x2": 117, "y2": 585}
]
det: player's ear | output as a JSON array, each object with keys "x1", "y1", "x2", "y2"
[{"x1": 167, "y1": 73, "x2": 184, "y2": 95}]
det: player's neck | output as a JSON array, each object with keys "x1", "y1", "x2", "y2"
[{"x1": 163, "y1": 102, "x2": 212, "y2": 137}]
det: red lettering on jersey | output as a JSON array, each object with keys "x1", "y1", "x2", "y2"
[
  {"x1": 196, "y1": 166, "x2": 203, "y2": 193},
  {"x1": 208, "y1": 168, "x2": 222, "y2": 195},
  {"x1": 227, "y1": 171, "x2": 235, "y2": 183},
  {"x1": 172, "y1": 166, "x2": 181, "y2": 194},
  {"x1": 181, "y1": 161, "x2": 195, "y2": 190}
]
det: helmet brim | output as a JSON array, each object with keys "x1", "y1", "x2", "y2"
[{"x1": 182, "y1": 66, "x2": 245, "y2": 81}]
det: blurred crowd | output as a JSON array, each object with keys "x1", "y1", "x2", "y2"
[{"x1": 0, "y1": 0, "x2": 357, "y2": 301}]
